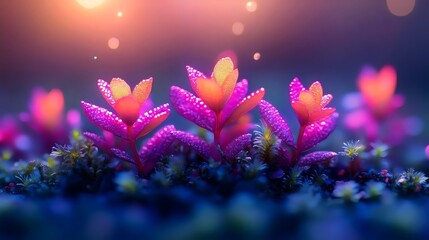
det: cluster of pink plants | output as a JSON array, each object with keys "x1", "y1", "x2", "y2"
[
  {"x1": 80, "y1": 58, "x2": 339, "y2": 176},
  {"x1": 2, "y1": 58, "x2": 414, "y2": 177},
  {"x1": 0, "y1": 58, "x2": 418, "y2": 179}
]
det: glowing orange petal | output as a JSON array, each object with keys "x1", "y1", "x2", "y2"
[
  {"x1": 223, "y1": 88, "x2": 265, "y2": 127},
  {"x1": 110, "y1": 78, "x2": 131, "y2": 101},
  {"x1": 114, "y1": 96, "x2": 141, "y2": 126},
  {"x1": 221, "y1": 69, "x2": 239, "y2": 103},
  {"x1": 47, "y1": 89, "x2": 65, "y2": 114},
  {"x1": 213, "y1": 57, "x2": 234, "y2": 85},
  {"x1": 378, "y1": 65, "x2": 397, "y2": 101},
  {"x1": 196, "y1": 78, "x2": 224, "y2": 112},
  {"x1": 358, "y1": 78, "x2": 378, "y2": 104},
  {"x1": 298, "y1": 91, "x2": 317, "y2": 112},
  {"x1": 132, "y1": 78, "x2": 153, "y2": 104},
  {"x1": 41, "y1": 89, "x2": 64, "y2": 131},
  {"x1": 136, "y1": 111, "x2": 170, "y2": 139},
  {"x1": 309, "y1": 108, "x2": 336, "y2": 124},
  {"x1": 309, "y1": 81, "x2": 323, "y2": 106},
  {"x1": 291, "y1": 101, "x2": 309, "y2": 126}
]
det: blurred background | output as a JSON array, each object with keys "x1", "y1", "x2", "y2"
[{"x1": 0, "y1": 0, "x2": 428, "y2": 140}]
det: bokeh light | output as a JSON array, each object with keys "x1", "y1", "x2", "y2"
[
  {"x1": 232, "y1": 22, "x2": 244, "y2": 36},
  {"x1": 253, "y1": 52, "x2": 261, "y2": 61},
  {"x1": 341, "y1": 93, "x2": 364, "y2": 110},
  {"x1": 93, "y1": 56, "x2": 98, "y2": 60},
  {"x1": 425, "y1": 145, "x2": 429, "y2": 159},
  {"x1": 108, "y1": 37, "x2": 120, "y2": 50},
  {"x1": 117, "y1": 11, "x2": 123, "y2": 17},
  {"x1": 386, "y1": 0, "x2": 415, "y2": 17},
  {"x1": 246, "y1": 1, "x2": 258, "y2": 12},
  {"x1": 76, "y1": 0, "x2": 105, "y2": 9}
]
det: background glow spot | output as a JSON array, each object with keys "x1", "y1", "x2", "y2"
[
  {"x1": 341, "y1": 92, "x2": 363, "y2": 110},
  {"x1": 253, "y1": 52, "x2": 261, "y2": 61},
  {"x1": 425, "y1": 145, "x2": 429, "y2": 158},
  {"x1": 246, "y1": 1, "x2": 258, "y2": 12},
  {"x1": 14, "y1": 135, "x2": 31, "y2": 151},
  {"x1": 117, "y1": 11, "x2": 123, "y2": 17},
  {"x1": 232, "y1": 22, "x2": 244, "y2": 36},
  {"x1": 93, "y1": 56, "x2": 98, "y2": 60},
  {"x1": 108, "y1": 37, "x2": 120, "y2": 49},
  {"x1": 67, "y1": 109, "x2": 81, "y2": 129},
  {"x1": 76, "y1": 0, "x2": 105, "y2": 9},
  {"x1": 386, "y1": 0, "x2": 415, "y2": 17}
]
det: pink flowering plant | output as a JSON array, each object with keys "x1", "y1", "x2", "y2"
[
  {"x1": 258, "y1": 78, "x2": 338, "y2": 168},
  {"x1": 344, "y1": 66, "x2": 412, "y2": 146},
  {"x1": 170, "y1": 57, "x2": 265, "y2": 162},
  {"x1": 81, "y1": 78, "x2": 173, "y2": 176}
]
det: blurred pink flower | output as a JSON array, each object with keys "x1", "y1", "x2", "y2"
[
  {"x1": 25, "y1": 88, "x2": 78, "y2": 152},
  {"x1": 357, "y1": 65, "x2": 403, "y2": 120},
  {"x1": 29, "y1": 88, "x2": 65, "y2": 135},
  {"x1": 344, "y1": 66, "x2": 411, "y2": 145}
]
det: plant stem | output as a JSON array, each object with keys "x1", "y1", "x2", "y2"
[
  {"x1": 127, "y1": 127, "x2": 143, "y2": 176},
  {"x1": 214, "y1": 112, "x2": 222, "y2": 145},
  {"x1": 291, "y1": 125, "x2": 306, "y2": 166}
]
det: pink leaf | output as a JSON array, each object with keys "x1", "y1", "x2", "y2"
[
  {"x1": 321, "y1": 94, "x2": 333, "y2": 108},
  {"x1": 83, "y1": 132, "x2": 111, "y2": 153},
  {"x1": 221, "y1": 79, "x2": 248, "y2": 123},
  {"x1": 222, "y1": 88, "x2": 265, "y2": 127},
  {"x1": 186, "y1": 65, "x2": 207, "y2": 94},
  {"x1": 111, "y1": 148, "x2": 134, "y2": 164},
  {"x1": 258, "y1": 100, "x2": 294, "y2": 148},
  {"x1": 132, "y1": 104, "x2": 170, "y2": 139},
  {"x1": 139, "y1": 125, "x2": 176, "y2": 160},
  {"x1": 80, "y1": 101, "x2": 127, "y2": 139},
  {"x1": 171, "y1": 130, "x2": 211, "y2": 160},
  {"x1": 170, "y1": 86, "x2": 215, "y2": 131},
  {"x1": 289, "y1": 77, "x2": 305, "y2": 103},
  {"x1": 301, "y1": 113, "x2": 338, "y2": 151},
  {"x1": 298, "y1": 151, "x2": 337, "y2": 166},
  {"x1": 224, "y1": 133, "x2": 252, "y2": 161},
  {"x1": 97, "y1": 79, "x2": 115, "y2": 107}
]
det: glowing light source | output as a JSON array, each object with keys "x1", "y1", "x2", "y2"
[
  {"x1": 246, "y1": 1, "x2": 258, "y2": 12},
  {"x1": 76, "y1": 0, "x2": 105, "y2": 9},
  {"x1": 108, "y1": 37, "x2": 120, "y2": 49},
  {"x1": 386, "y1": 0, "x2": 415, "y2": 17},
  {"x1": 232, "y1": 22, "x2": 244, "y2": 36},
  {"x1": 117, "y1": 11, "x2": 123, "y2": 17},
  {"x1": 253, "y1": 52, "x2": 261, "y2": 61},
  {"x1": 93, "y1": 56, "x2": 98, "y2": 60}
]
